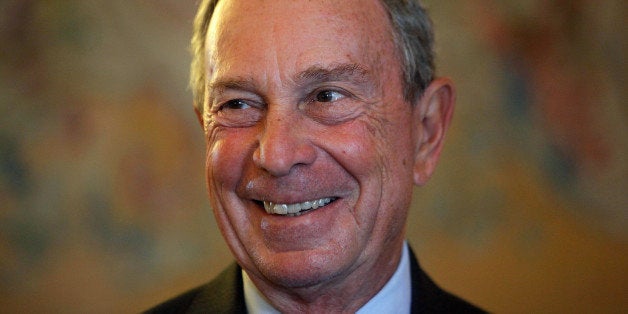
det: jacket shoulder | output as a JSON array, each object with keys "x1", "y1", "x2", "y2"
[
  {"x1": 408, "y1": 247, "x2": 486, "y2": 313},
  {"x1": 144, "y1": 263, "x2": 246, "y2": 314}
]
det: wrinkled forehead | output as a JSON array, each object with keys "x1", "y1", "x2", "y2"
[{"x1": 205, "y1": 0, "x2": 398, "y2": 77}]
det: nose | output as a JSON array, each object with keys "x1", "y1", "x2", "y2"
[{"x1": 253, "y1": 108, "x2": 316, "y2": 177}]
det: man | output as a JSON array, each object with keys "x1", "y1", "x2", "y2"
[{"x1": 149, "y1": 0, "x2": 484, "y2": 312}]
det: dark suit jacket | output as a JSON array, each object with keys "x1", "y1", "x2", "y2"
[{"x1": 146, "y1": 248, "x2": 485, "y2": 313}]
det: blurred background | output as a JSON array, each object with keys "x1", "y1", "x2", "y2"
[{"x1": 1, "y1": 0, "x2": 626, "y2": 313}]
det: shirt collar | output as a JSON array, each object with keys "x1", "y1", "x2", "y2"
[{"x1": 243, "y1": 242, "x2": 411, "y2": 314}]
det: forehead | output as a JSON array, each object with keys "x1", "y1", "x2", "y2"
[{"x1": 205, "y1": 0, "x2": 398, "y2": 81}]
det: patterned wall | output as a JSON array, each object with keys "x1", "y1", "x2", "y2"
[{"x1": 1, "y1": 0, "x2": 626, "y2": 312}]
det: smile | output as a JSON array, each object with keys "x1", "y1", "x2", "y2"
[{"x1": 263, "y1": 198, "x2": 335, "y2": 216}]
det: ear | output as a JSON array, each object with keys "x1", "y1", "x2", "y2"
[{"x1": 412, "y1": 77, "x2": 456, "y2": 186}]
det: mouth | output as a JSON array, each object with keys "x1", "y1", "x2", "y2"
[{"x1": 257, "y1": 197, "x2": 337, "y2": 216}]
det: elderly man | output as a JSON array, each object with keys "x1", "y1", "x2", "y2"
[{"x1": 149, "y1": 0, "x2": 483, "y2": 312}]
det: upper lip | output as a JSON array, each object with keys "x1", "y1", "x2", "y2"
[
  {"x1": 242, "y1": 181, "x2": 342, "y2": 205},
  {"x1": 239, "y1": 174, "x2": 352, "y2": 207}
]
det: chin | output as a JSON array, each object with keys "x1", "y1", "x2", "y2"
[{"x1": 252, "y1": 248, "x2": 355, "y2": 289}]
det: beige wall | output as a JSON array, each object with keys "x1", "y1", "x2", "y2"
[{"x1": 1, "y1": 1, "x2": 625, "y2": 313}]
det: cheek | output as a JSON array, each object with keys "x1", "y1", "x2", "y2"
[
  {"x1": 322, "y1": 122, "x2": 383, "y2": 180},
  {"x1": 330, "y1": 111, "x2": 416, "y2": 211},
  {"x1": 332, "y1": 111, "x2": 413, "y2": 178},
  {"x1": 206, "y1": 129, "x2": 252, "y2": 193}
]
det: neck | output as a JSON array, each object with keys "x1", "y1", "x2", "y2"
[{"x1": 247, "y1": 239, "x2": 405, "y2": 313}]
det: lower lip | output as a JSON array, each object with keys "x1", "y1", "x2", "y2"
[{"x1": 256, "y1": 199, "x2": 341, "y2": 251}]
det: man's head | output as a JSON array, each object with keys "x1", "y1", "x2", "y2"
[{"x1": 192, "y1": 0, "x2": 455, "y2": 310}]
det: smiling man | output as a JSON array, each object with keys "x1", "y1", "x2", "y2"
[{"x1": 148, "y1": 0, "x2": 483, "y2": 313}]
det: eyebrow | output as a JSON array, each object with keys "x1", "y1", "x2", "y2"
[
  {"x1": 207, "y1": 63, "x2": 374, "y2": 99},
  {"x1": 294, "y1": 63, "x2": 372, "y2": 87},
  {"x1": 208, "y1": 77, "x2": 259, "y2": 96}
]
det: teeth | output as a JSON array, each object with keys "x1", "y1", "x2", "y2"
[{"x1": 263, "y1": 198, "x2": 333, "y2": 216}]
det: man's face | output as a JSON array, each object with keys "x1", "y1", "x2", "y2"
[{"x1": 203, "y1": 0, "x2": 428, "y2": 290}]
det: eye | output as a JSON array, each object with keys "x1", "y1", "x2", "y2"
[
  {"x1": 315, "y1": 90, "x2": 344, "y2": 103},
  {"x1": 212, "y1": 99, "x2": 263, "y2": 127},
  {"x1": 221, "y1": 99, "x2": 251, "y2": 110},
  {"x1": 302, "y1": 88, "x2": 361, "y2": 125}
]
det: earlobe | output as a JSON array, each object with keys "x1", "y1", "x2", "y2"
[{"x1": 412, "y1": 77, "x2": 456, "y2": 186}]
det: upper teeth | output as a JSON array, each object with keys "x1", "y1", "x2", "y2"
[{"x1": 263, "y1": 198, "x2": 333, "y2": 216}]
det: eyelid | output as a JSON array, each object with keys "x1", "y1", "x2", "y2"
[
  {"x1": 210, "y1": 87, "x2": 265, "y2": 110},
  {"x1": 210, "y1": 96, "x2": 264, "y2": 114}
]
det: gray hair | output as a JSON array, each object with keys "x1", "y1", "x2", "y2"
[{"x1": 190, "y1": 0, "x2": 435, "y2": 114}]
